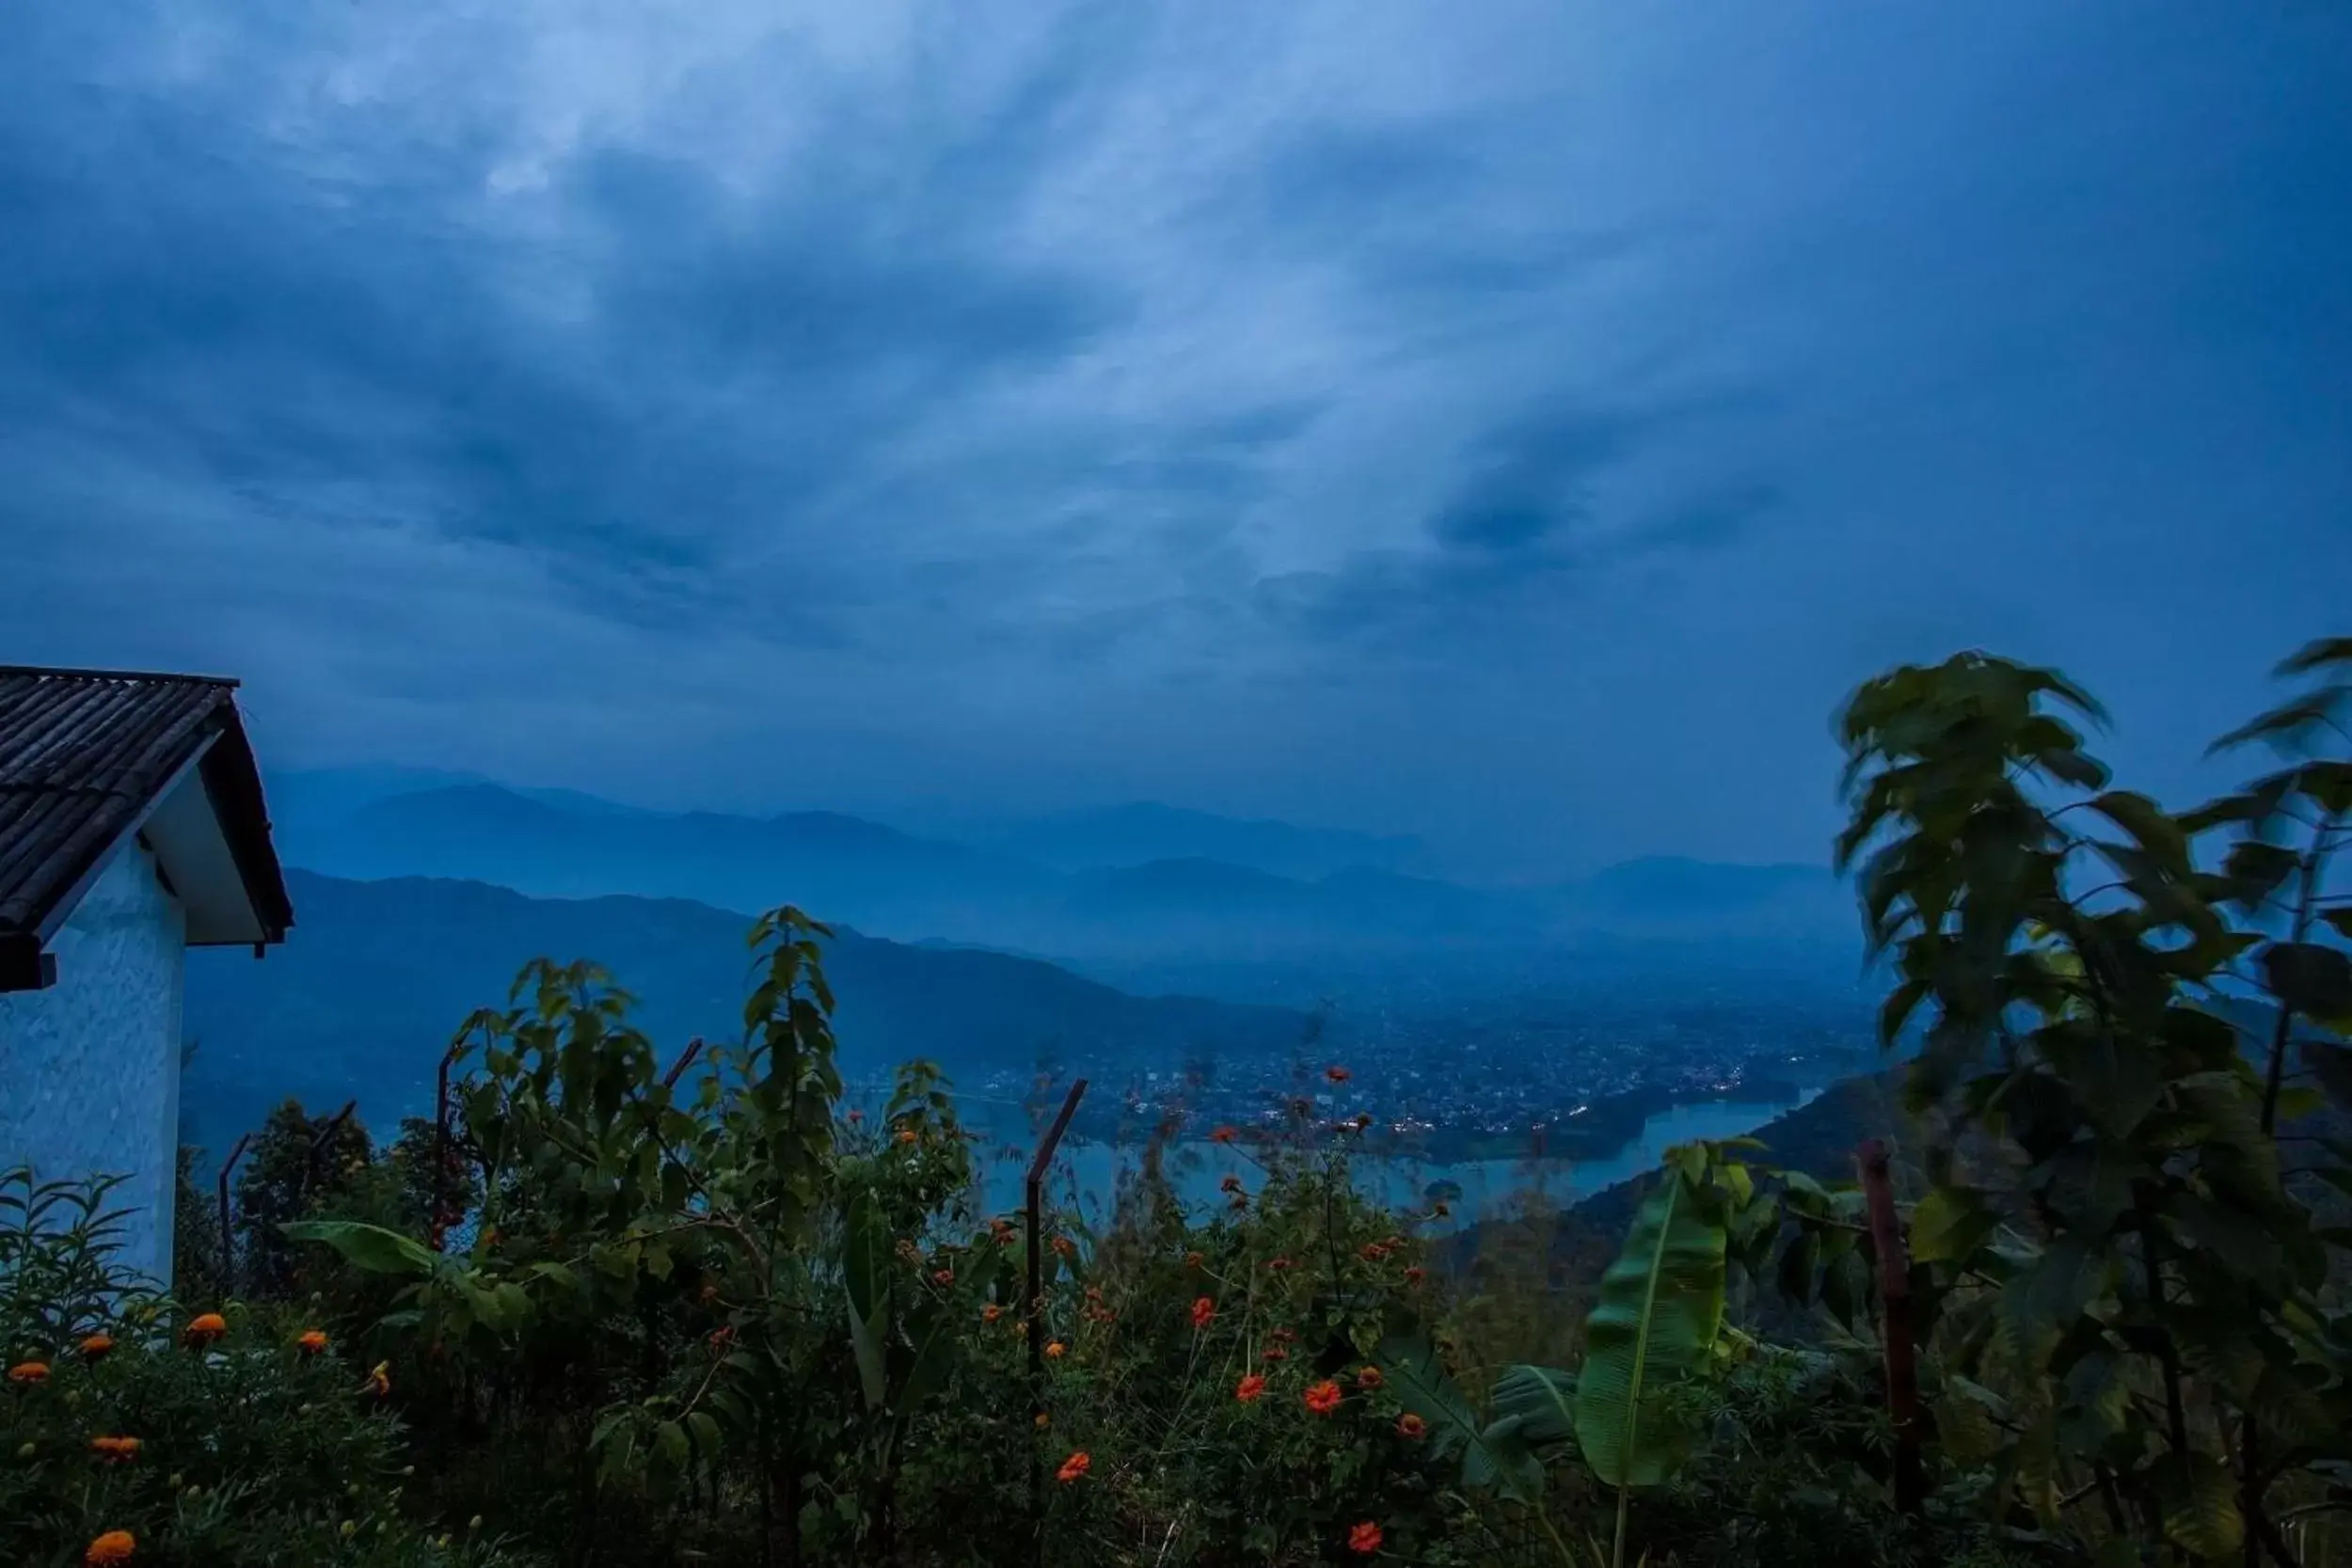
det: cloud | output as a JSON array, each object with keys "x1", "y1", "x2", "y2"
[{"x1": 0, "y1": 0, "x2": 2346, "y2": 873}]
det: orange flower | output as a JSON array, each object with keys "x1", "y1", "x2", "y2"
[
  {"x1": 363, "y1": 1361, "x2": 391, "y2": 1399},
  {"x1": 1051, "y1": 1236, "x2": 1076, "y2": 1260},
  {"x1": 1218, "y1": 1175, "x2": 1243, "y2": 1195},
  {"x1": 1266, "y1": 1257, "x2": 1292, "y2": 1273},
  {"x1": 85, "y1": 1529, "x2": 135, "y2": 1565},
  {"x1": 1395, "y1": 1413, "x2": 1427, "y2": 1439},
  {"x1": 183, "y1": 1313, "x2": 228, "y2": 1348},
  {"x1": 1303, "y1": 1379, "x2": 1343, "y2": 1416},
  {"x1": 1359, "y1": 1242, "x2": 1389, "y2": 1261},
  {"x1": 982, "y1": 1304, "x2": 1005, "y2": 1324},
  {"x1": 1209, "y1": 1126, "x2": 1237, "y2": 1145},
  {"x1": 896, "y1": 1129, "x2": 918, "y2": 1146},
  {"x1": 296, "y1": 1330, "x2": 329, "y2": 1355},
  {"x1": 1189, "y1": 1296, "x2": 1216, "y2": 1330},
  {"x1": 1235, "y1": 1373, "x2": 1267, "y2": 1403},
  {"x1": 1404, "y1": 1267, "x2": 1426, "y2": 1286},
  {"x1": 708, "y1": 1326, "x2": 736, "y2": 1353},
  {"x1": 932, "y1": 1268, "x2": 955, "y2": 1287},
  {"x1": 79, "y1": 1334, "x2": 115, "y2": 1362},
  {"x1": 1325, "y1": 1065, "x2": 1350, "y2": 1084},
  {"x1": 1356, "y1": 1366, "x2": 1384, "y2": 1390},
  {"x1": 1347, "y1": 1520, "x2": 1384, "y2": 1555},
  {"x1": 1056, "y1": 1450, "x2": 1090, "y2": 1484},
  {"x1": 8, "y1": 1360, "x2": 51, "y2": 1385},
  {"x1": 1262, "y1": 1345, "x2": 1289, "y2": 1362},
  {"x1": 89, "y1": 1435, "x2": 142, "y2": 1464},
  {"x1": 1045, "y1": 1340, "x2": 1066, "y2": 1359},
  {"x1": 1184, "y1": 1250, "x2": 1204, "y2": 1268}
]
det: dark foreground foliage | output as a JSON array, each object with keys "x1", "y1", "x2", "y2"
[{"x1": 5, "y1": 638, "x2": 2349, "y2": 1567}]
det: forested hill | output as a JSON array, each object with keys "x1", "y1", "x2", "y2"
[{"x1": 179, "y1": 870, "x2": 1311, "y2": 1151}]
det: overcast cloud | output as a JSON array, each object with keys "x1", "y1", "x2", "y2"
[{"x1": 2, "y1": 1, "x2": 2346, "y2": 876}]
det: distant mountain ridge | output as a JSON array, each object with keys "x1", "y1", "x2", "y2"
[
  {"x1": 180, "y1": 870, "x2": 1310, "y2": 1152},
  {"x1": 992, "y1": 801, "x2": 1429, "y2": 879},
  {"x1": 268, "y1": 776, "x2": 1858, "y2": 976}
]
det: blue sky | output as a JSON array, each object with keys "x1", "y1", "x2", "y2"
[{"x1": 2, "y1": 2, "x2": 2346, "y2": 877}]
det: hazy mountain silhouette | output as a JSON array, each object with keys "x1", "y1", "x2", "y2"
[
  {"x1": 992, "y1": 801, "x2": 1428, "y2": 879},
  {"x1": 180, "y1": 870, "x2": 1309, "y2": 1151},
  {"x1": 273, "y1": 780, "x2": 1857, "y2": 973}
]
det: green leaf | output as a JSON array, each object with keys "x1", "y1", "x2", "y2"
[
  {"x1": 2303, "y1": 1042, "x2": 2352, "y2": 1112},
  {"x1": 1374, "y1": 1333, "x2": 1484, "y2": 1471},
  {"x1": 2264, "y1": 941, "x2": 2352, "y2": 1020},
  {"x1": 281, "y1": 1220, "x2": 440, "y2": 1277},
  {"x1": 2163, "y1": 1452, "x2": 2244, "y2": 1560},
  {"x1": 1489, "y1": 1364, "x2": 1577, "y2": 1449},
  {"x1": 1573, "y1": 1171, "x2": 1727, "y2": 1490},
  {"x1": 1462, "y1": 1414, "x2": 1545, "y2": 1503},
  {"x1": 1908, "y1": 1186, "x2": 1997, "y2": 1265}
]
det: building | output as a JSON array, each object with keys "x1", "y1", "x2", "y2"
[{"x1": 0, "y1": 666, "x2": 294, "y2": 1283}]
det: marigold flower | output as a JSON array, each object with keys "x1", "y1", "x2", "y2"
[
  {"x1": 1395, "y1": 1413, "x2": 1427, "y2": 1439},
  {"x1": 1189, "y1": 1296, "x2": 1216, "y2": 1330},
  {"x1": 89, "y1": 1435, "x2": 141, "y2": 1464},
  {"x1": 1219, "y1": 1175, "x2": 1244, "y2": 1195},
  {"x1": 982, "y1": 1304, "x2": 1004, "y2": 1324},
  {"x1": 363, "y1": 1361, "x2": 391, "y2": 1399},
  {"x1": 932, "y1": 1268, "x2": 955, "y2": 1287},
  {"x1": 85, "y1": 1529, "x2": 135, "y2": 1565},
  {"x1": 1209, "y1": 1126, "x2": 1237, "y2": 1144},
  {"x1": 1262, "y1": 1345, "x2": 1289, "y2": 1362},
  {"x1": 1266, "y1": 1257, "x2": 1292, "y2": 1273},
  {"x1": 1303, "y1": 1379, "x2": 1343, "y2": 1416},
  {"x1": 1235, "y1": 1373, "x2": 1267, "y2": 1403},
  {"x1": 1051, "y1": 1236, "x2": 1077, "y2": 1260},
  {"x1": 1325, "y1": 1065, "x2": 1350, "y2": 1084},
  {"x1": 1184, "y1": 1250, "x2": 1204, "y2": 1268},
  {"x1": 1404, "y1": 1267, "x2": 1426, "y2": 1286},
  {"x1": 1045, "y1": 1340, "x2": 1066, "y2": 1359},
  {"x1": 1347, "y1": 1520, "x2": 1384, "y2": 1555},
  {"x1": 296, "y1": 1330, "x2": 329, "y2": 1354},
  {"x1": 707, "y1": 1326, "x2": 736, "y2": 1353},
  {"x1": 8, "y1": 1360, "x2": 52, "y2": 1385},
  {"x1": 183, "y1": 1313, "x2": 228, "y2": 1347},
  {"x1": 1057, "y1": 1450, "x2": 1090, "y2": 1483},
  {"x1": 79, "y1": 1334, "x2": 114, "y2": 1361},
  {"x1": 896, "y1": 1129, "x2": 918, "y2": 1146},
  {"x1": 1359, "y1": 1242, "x2": 1389, "y2": 1261},
  {"x1": 1357, "y1": 1366, "x2": 1384, "y2": 1390}
]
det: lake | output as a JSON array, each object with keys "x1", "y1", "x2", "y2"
[{"x1": 964, "y1": 1088, "x2": 1821, "y2": 1231}]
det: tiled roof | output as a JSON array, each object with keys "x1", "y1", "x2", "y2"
[{"x1": 0, "y1": 666, "x2": 294, "y2": 958}]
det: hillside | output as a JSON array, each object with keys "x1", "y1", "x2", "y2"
[{"x1": 178, "y1": 870, "x2": 1310, "y2": 1151}]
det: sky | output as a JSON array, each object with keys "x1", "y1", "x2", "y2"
[{"x1": 2, "y1": 2, "x2": 2346, "y2": 879}]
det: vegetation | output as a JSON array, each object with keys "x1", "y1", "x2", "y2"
[{"x1": 5, "y1": 638, "x2": 2349, "y2": 1565}]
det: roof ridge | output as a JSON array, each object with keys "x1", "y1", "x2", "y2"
[{"x1": 0, "y1": 664, "x2": 241, "y2": 688}]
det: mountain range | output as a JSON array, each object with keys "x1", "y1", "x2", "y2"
[
  {"x1": 266, "y1": 776, "x2": 1861, "y2": 976},
  {"x1": 179, "y1": 869, "x2": 1312, "y2": 1153}
]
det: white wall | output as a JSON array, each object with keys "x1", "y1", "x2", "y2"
[{"x1": 0, "y1": 843, "x2": 185, "y2": 1286}]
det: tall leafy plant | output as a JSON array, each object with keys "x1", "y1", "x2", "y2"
[{"x1": 1831, "y1": 641, "x2": 2352, "y2": 1563}]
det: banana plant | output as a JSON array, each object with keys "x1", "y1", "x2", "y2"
[{"x1": 1379, "y1": 1142, "x2": 1749, "y2": 1568}]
